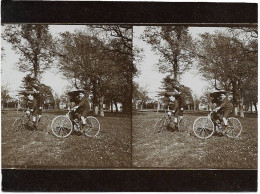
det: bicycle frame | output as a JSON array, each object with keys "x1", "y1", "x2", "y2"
[
  {"x1": 206, "y1": 110, "x2": 237, "y2": 133},
  {"x1": 19, "y1": 108, "x2": 42, "y2": 123},
  {"x1": 66, "y1": 110, "x2": 88, "y2": 131},
  {"x1": 208, "y1": 111, "x2": 226, "y2": 130},
  {"x1": 163, "y1": 110, "x2": 183, "y2": 124},
  {"x1": 155, "y1": 110, "x2": 183, "y2": 132}
]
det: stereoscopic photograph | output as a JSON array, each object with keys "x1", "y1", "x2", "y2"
[
  {"x1": 1, "y1": 25, "x2": 133, "y2": 168},
  {"x1": 132, "y1": 25, "x2": 257, "y2": 169}
]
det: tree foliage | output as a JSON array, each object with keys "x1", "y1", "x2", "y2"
[
  {"x1": 132, "y1": 82, "x2": 150, "y2": 109},
  {"x1": 196, "y1": 27, "x2": 257, "y2": 115},
  {"x1": 1, "y1": 85, "x2": 11, "y2": 107},
  {"x1": 142, "y1": 26, "x2": 196, "y2": 84},
  {"x1": 56, "y1": 26, "x2": 135, "y2": 115},
  {"x1": 159, "y1": 75, "x2": 194, "y2": 107},
  {"x1": 19, "y1": 74, "x2": 55, "y2": 107},
  {"x1": 3, "y1": 24, "x2": 55, "y2": 80}
]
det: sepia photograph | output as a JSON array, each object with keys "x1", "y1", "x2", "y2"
[
  {"x1": 1, "y1": 1, "x2": 258, "y2": 191},
  {"x1": 1, "y1": 24, "x2": 133, "y2": 168},
  {"x1": 132, "y1": 25, "x2": 257, "y2": 169}
]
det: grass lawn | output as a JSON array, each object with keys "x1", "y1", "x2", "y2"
[
  {"x1": 2, "y1": 110, "x2": 131, "y2": 168},
  {"x1": 132, "y1": 111, "x2": 257, "y2": 169}
]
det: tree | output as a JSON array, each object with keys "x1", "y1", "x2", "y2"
[
  {"x1": 1, "y1": 47, "x2": 5, "y2": 61},
  {"x1": 54, "y1": 93, "x2": 61, "y2": 109},
  {"x1": 193, "y1": 94, "x2": 200, "y2": 111},
  {"x1": 243, "y1": 73, "x2": 258, "y2": 113},
  {"x1": 90, "y1": 25, "x2": 136, "y2": 113},
  {"x1": 20, "y1": 74, "x2": 39, "y2": 91},
  {"x1": 159, "y1": 75, "x2": 194, "y2": 109},
  {"x1": 41, "y1": 85, "x2": 55, "y2": 109},
  {"x1": 56, "y1": 26, "x2": 135, "y2": 116},
  {"x1": 1, "y1": 85, "x2": 11, "y2": 108},
  {"x1": 142, "y1": 26, "x2": 196, "y2": 84},
  {"x1": 196, "y1": 27, "x2": 257, "y2": 117},
  {"x1": 19, "y1": 74, "x2": 55, "y2": 109},
  {"x1": 3, "y1": 24, "x2": 55, "y2": 80},
  {"x1": 132, "y1": 82, "x2": 150, "y2": 109}
]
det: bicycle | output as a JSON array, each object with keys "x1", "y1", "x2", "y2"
[
  {"x1": 51, "y1": 109, "x2": 100, "y2": 138},
  {"x1": 192, "y1": 110, "x2": 242, "y2": 139},
  {"x1": 13, "y1": 109, "x2": 50, "y2": 131},
  {"x1": 154, "y1": 110, "x2": 184, "y2": 133}
]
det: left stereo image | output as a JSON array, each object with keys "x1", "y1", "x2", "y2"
[{"x1": 1, "y1": 24, "x2": 133, "y2": 169}]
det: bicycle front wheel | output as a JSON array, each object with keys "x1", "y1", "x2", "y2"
[
  {"x1": 84, "y1": 116, "x2": 100, "y2": 137},
  {"x1": 193, "y1": 117, "x2": 214, "y2": 139},
  {"x1": 51, "y1": 116, "x2": 73, "y2": 138},
  {"x1": 226, "y1": 117, "x2": 242, "y2": 138}
]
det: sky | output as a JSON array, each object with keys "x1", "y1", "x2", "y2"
[
  {"x1": 2, "y1": 25, "x2": 226, "y2": 99},
  {"x1": 133, "y1": 26, "x2": 226, "y2": 99}
]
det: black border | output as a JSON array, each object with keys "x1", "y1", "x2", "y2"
[
  {"x1": 2, "y1": 169, "x2": 257, "y2": 192},
  {"x1": 1, "y1": 1, "x2": 258, "y2": 192},
  {"x1": 1, "y1": 1, "x2": 258, "y2": 24}
]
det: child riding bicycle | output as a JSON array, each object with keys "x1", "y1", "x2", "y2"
[
  {"x1": 68, "y1": 90, "x2": 91, "y2": 129},
  {"x1": 213, "y1": 92, "x2": 233, "y2": 134},
  {"x1": 164, "y1": 87, "x2": 184, "y2": 130},
  {"x1": 26, "y1": 94, "x2": 39, "y2": 128}
]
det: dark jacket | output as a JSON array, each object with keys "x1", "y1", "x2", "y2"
[
  {"x1": 27, "y1": 98, "x2": 37, "y2": 111},
  {"x1": 219, "y1": 96, "x2": 233, "y2": 109},
  {"x1": 78, "y1": 96, "x2": 90, "y2": 110},
  {"x1": 175, "y1": 93, "x2": 184, "y2": 109},
  {"x1": 35, "y1": 93, "x2": 44, "y2": 107}
]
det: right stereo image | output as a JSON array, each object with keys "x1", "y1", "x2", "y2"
[{"x1": 132, "y1": 25, "x2": 257, "y2": 169}]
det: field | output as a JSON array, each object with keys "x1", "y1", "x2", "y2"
[
  {"x1": 2, "y1": 109, "x2": 131, "y2": 168},
  {"x1": 132, "y1": 110, "x2": 257, "y2": 169}
]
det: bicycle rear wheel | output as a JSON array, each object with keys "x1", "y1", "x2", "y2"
[
  {"x1": 51, "y1": 116, "x2": 73, "y2": 138},
  {"x1": 84, "y1": 116, "x2": 100, "y2": 137},
  {"x1": 154, "y1": 117, "x2": 169, "y2": 133},
  {"x1": 226, "y1": 117, "x2": 242, "y2": 138},
  {"x1": 13, "y1": 117, "x2": 25, "y2": 132},
  {"x1": 193, "y1": 117, "x2": 214, "y2": 139}
]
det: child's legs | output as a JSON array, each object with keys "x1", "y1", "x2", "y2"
[
  {"x1": 38, "y1": 108, "x2": 42, "y2": 121},
  {"x1": 223, "y1": 108, "x2": 232, "y2": 126},
  {"x1": 179, "y1": 108, "x2": 183, "y2": 121},
  {"x1": 81, "y1": 109, "x2": 89, "y2": 125},
  {"x1": 174, "y1": 109, "x2": 179, "y2": 123},
  {"x1": 32, "y1": 110, "x2": 38, "y2": 124}
]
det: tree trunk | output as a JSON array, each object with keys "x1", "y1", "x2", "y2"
[
  {"x1": 253, "y1": 101, "x2": 257, "y2": 113},
  {"x1": 231, "y1": 81, "x2": 239, "y2": 116},
  {"x1": 99, "y1": 96, "x2": 104, "y2": 117},
  {"x1": 110, "y1": 99, "x2": 113, "y2": 113},
  {"x1": 239, "y1": 96, "x2": 244, "y2": 118},
  {"x1": 157, "y1": 102, "x2": 160, "y2": 112},
  {"x1": 92, "y1": 79, "x2": 99, "y2": 116},
  {"x1": 94, "y1": 106, "x2": 98, "y2": 115},
  {"x1": 114, "y1": 101, "x2": 118, "y2": 113},
  {"x1": 250, "y1": 100, "x2": 253, "y2": 113},
  {"x1": 173, "y1": 55, "x2": 178, "y2": 83}
]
